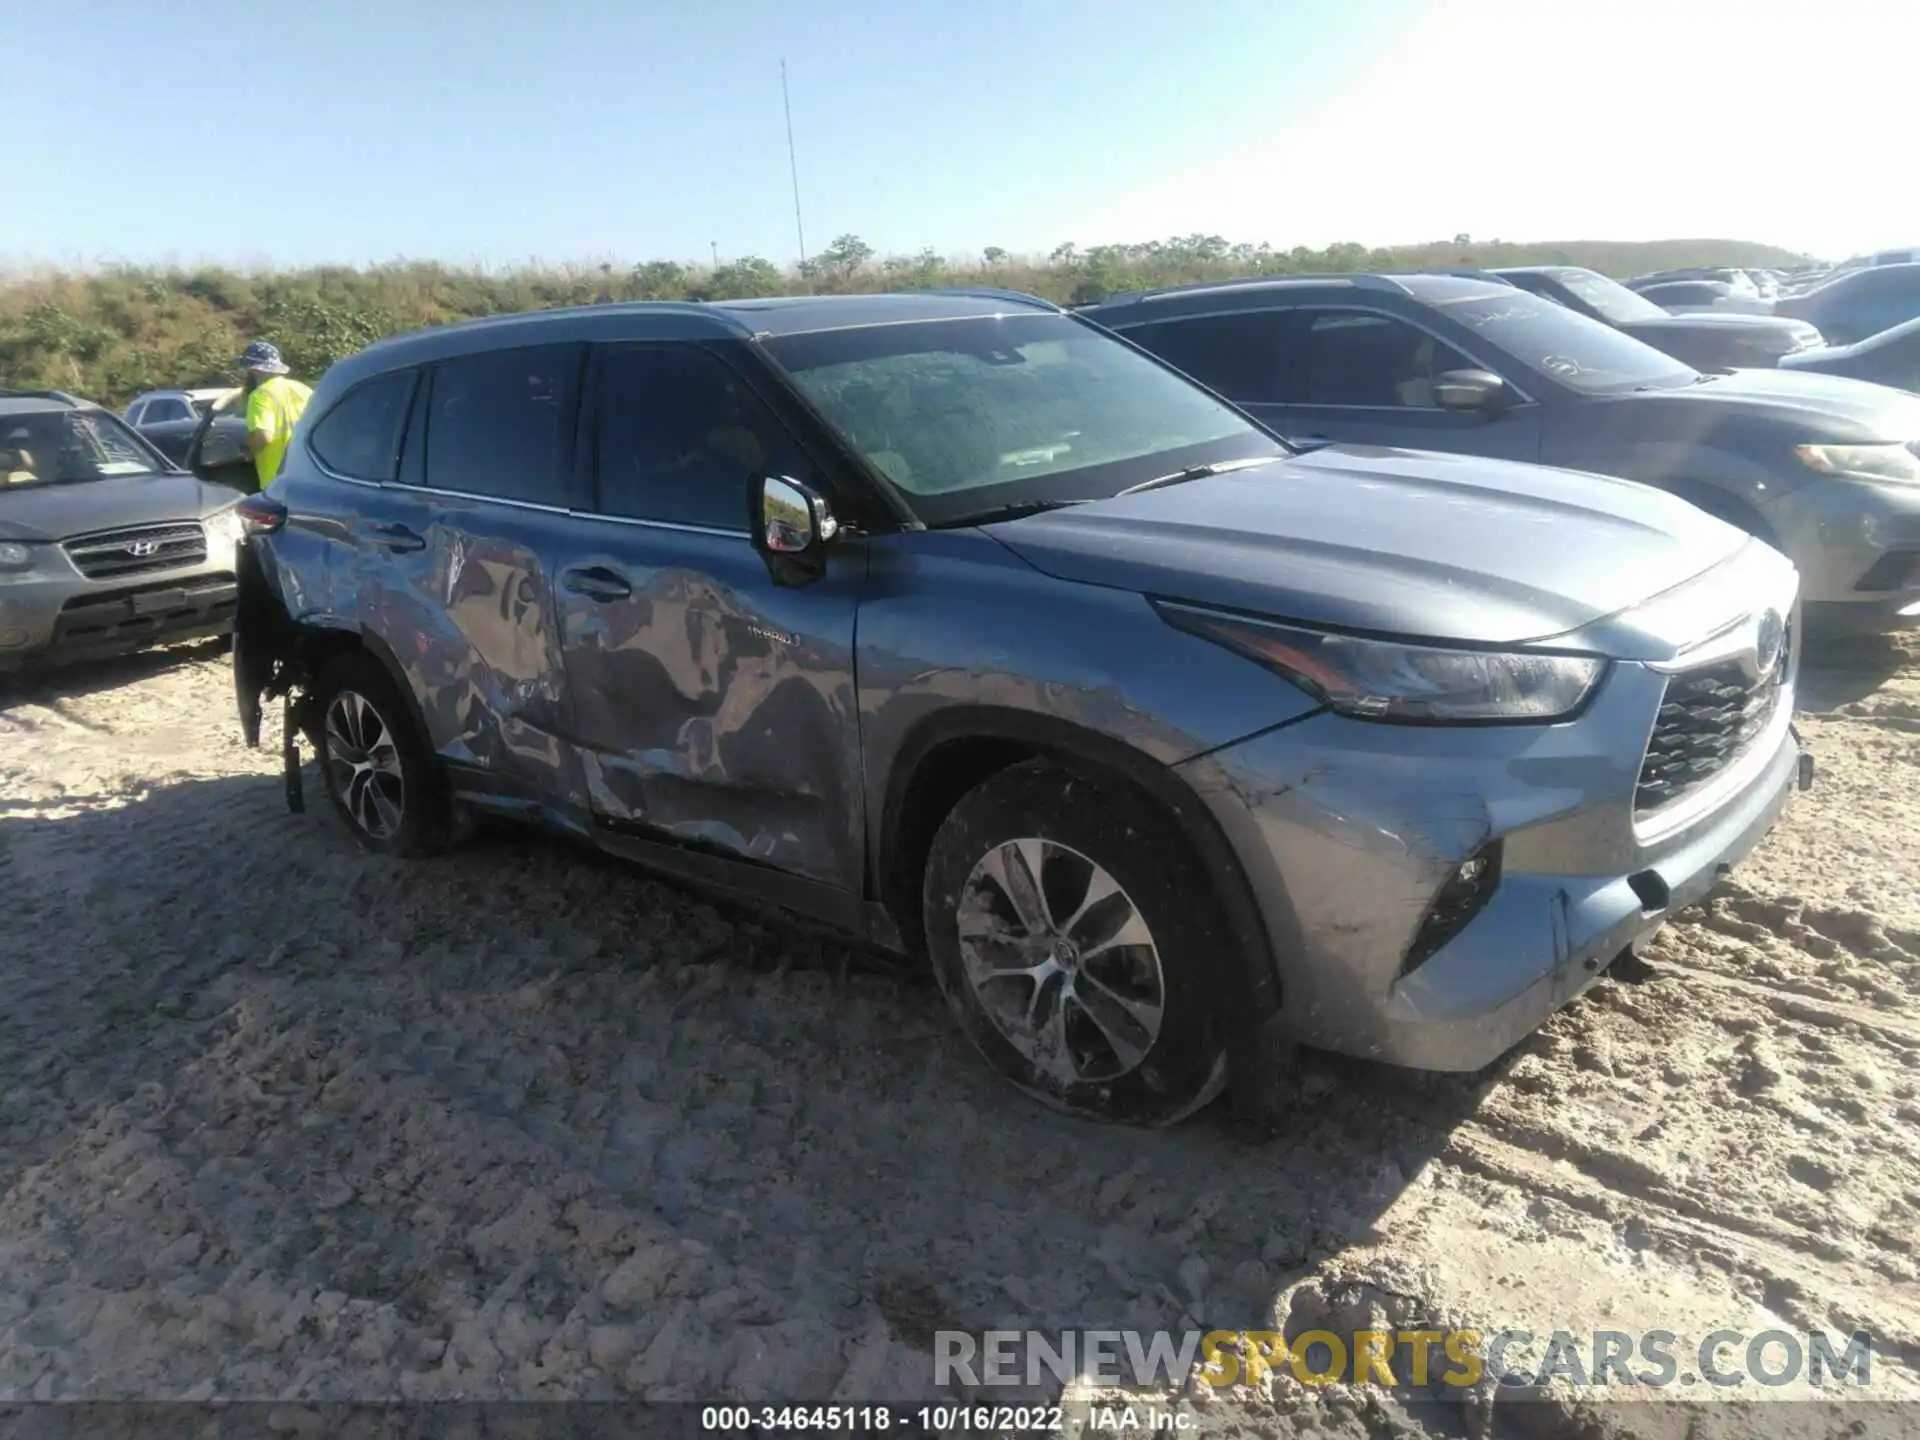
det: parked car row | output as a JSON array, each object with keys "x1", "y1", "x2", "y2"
[
  {"x1": 1492, "y1": 266, "x2": 1822, "y2": 369},
  {"x1": 1774, "y1": 263, "x2": 1920, "y2": 347},
  {"x1": 1080, "y1": 272, "x2": 1920, "y2": 633},
  {"x1": 1617, "y1": 259, "x2": 1920, "y2": 354},
  {"x1": 11, "y1": 276, "x2": 1912, "y2": 1128}
]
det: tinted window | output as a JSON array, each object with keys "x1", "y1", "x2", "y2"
[
  {"x1": 765, "y1": 314, "x2": 1277, "y2": 526},
  {"x1": 309, "y1": 370, "x2": 418, "y2": 482},
  {"x1": 424, "y1": 345, "x2": 577, "y2": 504},
  {"x1": 141, "y1": 398, "x2": 189, "y2": 424},
  {"x1": 1118, "y1": 312, "x2": 1290, "y2": 404},
  {"x1": 591, "y1": 346, "x2": 808, "y2": 530},
  {"x1": 1299, "y1": 312, "x2": 1474, "y2": 407},
  {"x1": 1434, "y1": 289, "x2": 1697, "y2": 393},
  {"x1": 1542, "y1": 269, "x2": 1668, "y2": 325}
]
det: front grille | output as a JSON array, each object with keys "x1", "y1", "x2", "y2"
[
  {"x1": 51, "y1": 574, "x2": 235, "y2": 646},
  {"x1": 62, "y1": 522, "x2": 207, "y2": 581},
  {"x1": 1635, "y1": 630, "x2": 1790, "y2": 818}
]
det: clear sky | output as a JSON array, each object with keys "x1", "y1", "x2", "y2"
[{"x1": 8, "y1": 0, "x2": 1917, "y2": 270}]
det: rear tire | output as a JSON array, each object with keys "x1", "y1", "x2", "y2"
[
  {"x1": 922, "y1": 759, "x2": 1228, "y2": 1126},
  {"x1": 311, "y1": 651, "x2": 450, "y2": 858}
]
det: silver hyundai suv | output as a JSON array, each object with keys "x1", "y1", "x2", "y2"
[
  {"x1": 0, "y1": 390, "x2": 246, "y2": 671},
  {"x1": 232, "y1": 292, "x2": 1810, "y2": 1126}
]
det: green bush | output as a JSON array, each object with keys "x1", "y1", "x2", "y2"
[{"x1": 0, "y1": 235, "x2": 1808, "y2": 409}]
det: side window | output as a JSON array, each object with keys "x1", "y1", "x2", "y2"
[
  {"x1": 126, "y1": 403, "x2": 147, "y2": 426},
  {"x1": 590, "y1": 345, "x2": 810, "y2": 531},
  {"x1": 1301, "y1": 311, "x2": 1473, "y2": 408},
  {"x1": 424, "y1": 344, "x2": 578, "y2": 504},
  {"x1": 309, "y1": 370, "x2": 418, "y2": 482},
  {"x1": 143, "y1": 399, "x2": 188, "y2": 424},
  {"x1": 1120, "y1": 312, "x2": 1293, "y2": 404}
]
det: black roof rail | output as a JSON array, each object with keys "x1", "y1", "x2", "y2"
[
  {"x1": 1094, "y1": 271, "x2": 1499, "y2": 311},
  {"x1": 0, "y1": 388, "x2": 91, "y2": 407},
  {"x1": 922, "y1": 286, "x2": 1060, "y2": 312},
  {"x1": 1418, "y1": 266, "x2": 1514, "y2": 283}
]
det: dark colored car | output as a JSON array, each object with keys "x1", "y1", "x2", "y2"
[
  {"x1": 125, "y1": 387, "x2": 252, "y2": 471},
  {"x1": 1775, "y1": 263, "x2": 1920, "y2": 346},
  {"x1": 1779, "y1": 316, "x2": 1920, "y2": 393},
  {"x1": 1494, "y1": 265, "x2": 1822, "y2": 370},
  {"x1": 1629, "y1": 267, "x2": 1763, "y2": 299},
  {"x1": 230, "y1": 291, "x2": 1807, "y2": 1126},
  {"x1": 0, "y1": 389, "x2": 247, "y2": 670},
  {"x1": 1632, "y1": 280, "x2": 1774, "y2": 316},
  {"x1": 1083, "y1": 274, "x2": 1920, "y2": 630}
]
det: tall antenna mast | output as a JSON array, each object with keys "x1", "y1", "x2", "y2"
[{"x1": 781, "y1": 59, "x2": 809, "y2": 273}]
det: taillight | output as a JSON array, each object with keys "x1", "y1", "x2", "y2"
[{"x1": 237, "y1": 494, "x2": 287, "y2": 535}]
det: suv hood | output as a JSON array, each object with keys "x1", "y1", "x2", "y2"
[
  {"x1": 1619, "y1": 311, "x2": 1821, "y2": 349},
  {"x1": 1620, "y1": 367, "x2": 1920, "y2": 439},
  {"x1": 988, "y1": 446, "x2": 1746, "y2": 648},
  {"x1": 0, "y1": 472, "x2": 238, "y2": 543}
]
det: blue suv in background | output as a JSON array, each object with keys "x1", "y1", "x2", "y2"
[
  {"x1": 1086, "y1": 274, "x2": 1920, "y2": 631},
  {"x1": 232, "y1": 291, "x2": 1805, "y2": 1126}
]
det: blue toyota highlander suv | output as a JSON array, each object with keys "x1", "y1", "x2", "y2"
[{"x1": 231, "y1": 291, "x2": 1808, "y2": 1126}]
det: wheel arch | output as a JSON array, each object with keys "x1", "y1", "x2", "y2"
[
  {"x1": 875, "y1": 706, "x2": 1282, "y2": 1023},
  {"x1": 266, "y1": 614, "x2": 436, "y2": 762}
]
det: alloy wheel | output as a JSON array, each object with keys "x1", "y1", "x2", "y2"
[
  {"x1": 955, "y1": 837, "x2": 1166, "y2": 1086},
  {"x1": 325, "y1": 689, "x2": 406, "y2": 840}
]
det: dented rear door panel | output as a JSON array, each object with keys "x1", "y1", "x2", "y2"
[{"x1": 387, "y1": 494, "x2": 588, "y2": 810}]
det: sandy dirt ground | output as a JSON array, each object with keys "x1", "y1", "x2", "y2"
[{"x1": 0, "y1": 633, "x2": 1916, "y2": 1436}]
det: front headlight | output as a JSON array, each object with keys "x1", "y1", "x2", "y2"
[
  {"x1": 204, "y1": 506, "x2": 245, "y2": 549},
  {"x1": 1159, "y1": 605, "x2": 1606, "y2": 723},
  {"x1": 1794, "y1": 442, "x2": 1920, "y2": 486},
  {"x1": 0, "y1": 540, "x2": 35, "y2": 576}
]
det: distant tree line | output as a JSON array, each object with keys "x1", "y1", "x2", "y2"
[{"x1": 0, "y1": 233, "x2": 1808, "y2": 408}]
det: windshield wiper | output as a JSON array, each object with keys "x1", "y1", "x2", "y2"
[
  {"x1": 939, "y1": 498, "x2": 1090, "y2": 528},
  {"x1": 1118, "y1": 454, "x2": 1283, "y2": 497}
]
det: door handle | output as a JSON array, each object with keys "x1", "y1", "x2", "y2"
[
  {"x1": 562, "y1": 565, "x2": 632, "y2": 602},
  {"x1": 363, "y1": 521, "x2": 425, "y2": 553},
  {"x1": 1292, "y1": 434, "x2": 1335, "y2": 450}
]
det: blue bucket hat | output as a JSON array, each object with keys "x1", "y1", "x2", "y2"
[{"x1": 238, "y1": 340, "x2": 289, "y2": 375}]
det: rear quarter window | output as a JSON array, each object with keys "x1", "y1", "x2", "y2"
[{"x1": 308, "y1": 370, "x2": 419, "y2": 482}]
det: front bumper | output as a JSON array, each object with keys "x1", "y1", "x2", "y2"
[
  {"x1": 0, "y1": 568, "x2": 237, "y2": 673},
  {"x1": 1761, "y1": 476, "x2": 1920, "y2": 620},
  {"x1": 1176, "y1": 657, "x2": 1803, "y2": 1073}
]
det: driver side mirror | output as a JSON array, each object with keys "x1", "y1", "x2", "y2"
[
  {"x1": 752, "y1": 475, "x2": 840, "y2": 587},
  {"x1": 1433, "y1": 369, "x2": 1509, "y2": 414}
]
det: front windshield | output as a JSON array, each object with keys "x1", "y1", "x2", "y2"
[
  {"x1": 764, "y1": 313, "x2": 1283, "y2": 525},
  {"x1": 0, "y1": 410, "x2": 165, "y2": 488},
  {"x1": 1548, "y1": 268, "x2": 1669, "y2": 325},
  {"x1": 1436, "y1": 290, "x2": 1698, "y2": 394}
]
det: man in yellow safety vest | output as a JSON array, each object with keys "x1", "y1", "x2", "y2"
[{"x1": 237, "y1": 340, "x2": 313, "y2": 489}]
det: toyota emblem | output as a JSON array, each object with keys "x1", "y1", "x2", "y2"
[{"x1": 125, "y1": 539, "x2": 160, "y2": 557}]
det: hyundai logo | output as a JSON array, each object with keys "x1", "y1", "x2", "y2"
[
  {"x1": 124, "y1": 539, "x2": 160, "y2": 557},
  {"x1": 1752, "y1": 608, "x2": 1785, "y2": 680}
]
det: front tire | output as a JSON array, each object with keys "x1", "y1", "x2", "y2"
[
  {"x1": 312, "y1": 651, "x2": 449, "y2": 858},
  {"x1": 922, "y1": 759, "x2": 1228, "y2": 1126}
]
